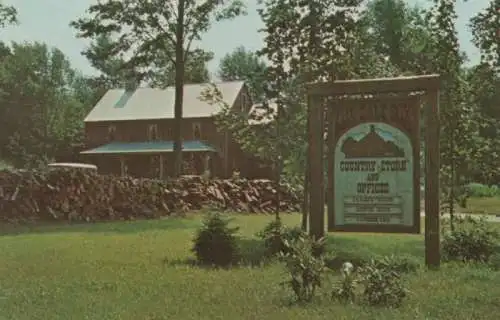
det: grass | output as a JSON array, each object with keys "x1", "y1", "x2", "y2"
[
  {"x1": 0, "y1": 159, "x2": 12, "y2": 170},
  {"x1": 1, "y1": 213, "x2": 499, "y2": 320},
  {"x1": 462, "y1": 197, "x2": 500, "y2": 215}
]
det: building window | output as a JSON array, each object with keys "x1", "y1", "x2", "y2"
[
  {"x1": 108, "y1": 125, "x2": 116, "y2": 141},
  {"x1": 166, "y1": 127, "x2": 173, "y2": 140},
  {"x1": 148, "y1": 124, "x2": 159, "y2": 141},
  {"x1": 192, "y1": 122, "x2": 201, "y2": 140}
]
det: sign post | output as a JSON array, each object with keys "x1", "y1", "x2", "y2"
[{"x1": 306, "y1": 75, "x2": 440, "y2": 267}]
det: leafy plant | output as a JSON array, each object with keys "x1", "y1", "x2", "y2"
[
  {"x1": 358, "y1": 257, "x2": 408, "y2": 308},
  {"x1": 371, "y1": 255, "x2": 420, "y2": 274},
  {"x1": 192, "y1": 212, "x2": 240, "y2": 267},
  {"x1": 257, "y1": 219, "x2": 307, "y2": 257},
  {"x1": 331, "y1": 262, "x2": 357, "y2": 304},
  {"x1": 279, "y1": 235, "x2": 326, "y2": 302},
  {"x1": 257, "y1": 218, "x2": 288, "y2": 256},
  {"x1": 467, "y1": 183, "x2": 500, "y2": 198},
  {"x1": 441, "y1": 215, "x2": 500, "y2": 263},
  {"x1": 489, "y1": 252, "x2": 500, "y2": 271}
]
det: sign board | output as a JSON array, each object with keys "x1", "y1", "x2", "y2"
[{"x1": 329, "y1": 96, "x2": 420, "y2": 233}]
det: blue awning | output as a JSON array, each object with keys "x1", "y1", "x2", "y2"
[{"x1": 80, "y1": 140, "x2": 216, "y2": 155}]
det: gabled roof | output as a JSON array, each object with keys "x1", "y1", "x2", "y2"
[{"x1": 84, "y1": 81, "x2": 245, "y2": 122}]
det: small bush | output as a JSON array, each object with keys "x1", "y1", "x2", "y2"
[
  {"x1": 257, "y1": 218, "x2": 288, "y2": 257},
  {"x1": 280, "y1": 235, "x2": 326, "y2": 302},
  {"x1": 442, "y1": 215, "x2": 500, "y2": 263},
  {"x1": 331, "y1": 262, "x2": 357, "y2": 304},
  {"x1": 371, "y1": 255, "x2": 420, "y2": 274},
  {"x1": 467, "y1": 183, "x2": 500, "y2": 198},
  {"x1": 489, "y1": 252, "x2": 500, "y2": 271},
  {"x1": 358, "y1": 258, "x2": 408, "y2": 308},
  {"x1": 257, "y1": 219, "x2": 306, "y2": 257},
  {"x1": 192, "y1": 212, "x2": 240, "y2": 267}
]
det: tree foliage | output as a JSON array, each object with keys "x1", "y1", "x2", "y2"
[
  {"x1": 424, "y1": 0, "x2": 479, "y2": 222},
  {"x1": 470, "y1": 0, "x2": 500, "y2": 70},
  {"x1": 0, "y1": 42, "x2": 95, "y2": 167},
  {"x1": 218, "y1": 46, "x2": 267, "y2": 102},
  {"x1": 83, "y1": 35, "x2": 212, "y2": 89},
  {"x1": 0, "y1": 2, "x2": 16, "y2": 28},
  {"x1": 467, "y1": 0, "x2": 500, "y2": 184}
]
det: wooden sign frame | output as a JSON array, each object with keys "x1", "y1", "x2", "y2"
[{"x1": 305, "y1": 75, "x2": 441, "y2": 267}]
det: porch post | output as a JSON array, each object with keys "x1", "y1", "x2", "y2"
[
  {"x1": 159, "y1": 154, "x2": 164, "y2": 180},
  {"x1": 119, "y1": 156, "x2": 125, "y2": 177},
  {"x1": 203, "y1": 154, "x2": 211, "y2": 178}
]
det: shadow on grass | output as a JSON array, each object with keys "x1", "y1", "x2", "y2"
[
  {"x1": 164, "y1": 233, "x2": 426, "y2": 272},
  {"x1": 326, "y1": 233, "x2": 424, "y2": 257},
  {"x1": 0, "y1": 216, "x2": 199, "y2": 237},
  {"x1": 164, "y1": 237, "x2": 274, "y2": 269}
]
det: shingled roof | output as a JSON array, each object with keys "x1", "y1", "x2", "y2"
[{"x1": 84, "y1": 81, "x2": 245, "y2": 122}]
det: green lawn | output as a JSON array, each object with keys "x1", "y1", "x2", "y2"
[
  {"x1": 1, "y1": 214, "x2": 499, "y2": 320},
  {"x1": 0, "y1": 159, "x2": 12, "y2": 170},
  {"x1": 464, "y1": 197, "x2": 500, "y2": 215}
]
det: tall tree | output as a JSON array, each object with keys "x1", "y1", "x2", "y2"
[
  {"x1": 427, "y1": 0, "x2": 478, "y2": 226},
  {"x1": 0, "y1": 42, "x2": 87, "y2": 167},
  {"x1": 71, "y1": 0, "x2": 245, "y2": 177},
  {"x1": 468, "y1": 0, "x2": 500, "y2": 184},
  {"x1": 362, "y1": 0, "x2": 436, "y2": 74},
  {"x1": 218, "y1": 46, "x2": 267, "y2": 102}
]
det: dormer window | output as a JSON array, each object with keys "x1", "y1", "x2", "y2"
[
  {"x1": 108, "y1": 125, "x2": 116, "y2": 141},
  {"x1": 148, "y1": 124, "x2": 159, "y2": 141},
  {"x1": 193, "y1": 122, "x2": 201, "y2": 140}
]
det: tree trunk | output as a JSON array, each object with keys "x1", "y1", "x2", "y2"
[{"x1": 172, "y1": 0, "x2": 186, "y2": 178}]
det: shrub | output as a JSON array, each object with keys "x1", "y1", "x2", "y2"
[
  {"x1": 331, "y1": 262, "x2": 357, "y2": 304},
  {"x1": 489, "y1": 252, "x2": 500, "y2": 271},
  {"x1": 192, "y1": 212, "x2": 240, "y2": 267},
  {"x1": 257, "y1": 218, "x2": 288, "y2": 257},
  {"x1": 441, "y1": 215, "x2": 500, "y2": 263},
  {"x1": 280, "y1": 235, "x2": 326, "y2": 302},
  {"x1": 371, "y1": 255, "x2": 420, "y2": 274},
  {"x1": 467, "y1": 183, "x2": 500, "y2": 198},
  {"x1": 358, "y1": 258, "x2": 408, "y2": 308},
  {"x1": 257, "y1": 219, "x2": 306, "y2": 257}
]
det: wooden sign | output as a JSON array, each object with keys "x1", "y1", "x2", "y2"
[
  {"x1": 306, "y1": 75, "x2": 440, "y2": 267},
  {"x1": 329, "y1": 96, "x2": 421, "y2": 233}
]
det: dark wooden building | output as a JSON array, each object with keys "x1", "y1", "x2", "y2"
[{"x1": 80, "y1": 81, "x2": 272, "y2": 179}]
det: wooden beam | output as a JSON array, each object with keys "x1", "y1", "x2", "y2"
[
  {"x1": 425, "y1": 88, "x2": 440, "y2": 268},
  {"x1": 307, "y1": 74, "x2": 440, "y2": 96},
  {"x1": 326, "y1": 100, "x2": 335, "y2": 231},
  {"x1": 119, "y1": 157, "x2": 125, "y2": 177},
  {"x1": 159, "y1": 154, "x2": 164, "y2": 180},
  {"x1": 307, "y1": 94, "x2": 325, "y2": 239}
]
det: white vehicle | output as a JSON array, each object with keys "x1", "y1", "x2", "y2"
[{"x1": 47, "y1": 162, "x2": 97, "y2": 171}]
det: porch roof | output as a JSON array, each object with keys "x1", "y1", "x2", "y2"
[{"x1": 80, "y1": 140, "x2": 216, "y2": 155}]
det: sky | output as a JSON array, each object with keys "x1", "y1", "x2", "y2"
[{"x1": 0, "y1": 0, "x2": 490, "y2": 78}]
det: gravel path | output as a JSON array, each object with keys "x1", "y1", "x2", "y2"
[{"x1": 420, "y1": 211, "x2": 500, "y2": 222}]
